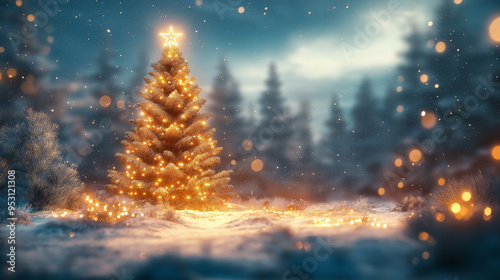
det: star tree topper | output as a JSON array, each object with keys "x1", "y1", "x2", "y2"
[{"x1": 160, "y1": 27, "x2": 182, "y2": 46}]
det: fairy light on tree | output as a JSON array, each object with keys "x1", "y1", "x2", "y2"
[{"x1": 107, "y1": 27, "x2": 234, "y2": 210}]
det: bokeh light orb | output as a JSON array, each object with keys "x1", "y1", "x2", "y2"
[
  {"x1": 409, "y1": 149, "x2": 422, "y2": 162},
  {"x1": 492, "y1": 145, "x2": 500, "y2": 160},
  {"x1": 99, "y1": 95, "x2": 112, "y2": 108},
  {"x1": 489, "y1": 17, "x2": 500, "y2": 42},
  {"x1": 461, "y1": 191, "x2": 471, "y2": 202},
  {"x1": 451, "y1": 203, "x2": 461, "y2": 214},
  {"x1": 435, "y1": 41, "x2": 446, "y2": 53},
  {"x1": 251, "y1": 159, "x2": 263, "y2": 172},
  {"x1": 421, "y1": 112, "x2": 437, "y2": 129}
]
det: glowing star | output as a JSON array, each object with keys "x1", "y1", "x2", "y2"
[{"x1": 160, "y1": 27, "x2": 182, "y2": 46}]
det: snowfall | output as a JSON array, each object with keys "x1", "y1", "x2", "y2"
[{"x1": 0, "y1": 198, "x2": 489, "y2": 280}]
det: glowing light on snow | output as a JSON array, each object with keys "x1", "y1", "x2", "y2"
[
  {"x1": 251, "y1": 159, "x2": 264, "y2": 172},
  {"x1": 437, "y1": 178, "x2": 446, "y2": 186},
  {"x1": 434, "y1": 84, "x2": 439, "y2": 88},
  {"x1": 420, "y1": 74, "x2": 428, "y2": 83},
  {"x1": 238, "y1": 7, "x2": 245, "y2": 13},
  {"x1": 435, "y1": 41, "x2": 446, "y2": 53},
  {"x1": 489, "y1": 17, "x2": 500, "y2": 42},
  {"x1": 427, "y1": 21, "x2": 433, "y2": 27},
  {"x1": 160, "y1": 27, "x2": 182, "y2": 46},
  {"x1": 484, "y1": 207, "x2": 492, "y2": 216},
  {"x1": 421, "y1": 111, "x2": 437, "y2": 129},
  {"x1": 99, "y1": 95, "x2": 112, "y2": 108},
  {"x1": 492, "y1": 145, "x2": 500, "y2": 160},
  {"x1": 409, "y1": 149, "x2": 422, "y2": 162},
  {"x1": 461, "y1": 191, "x2": 471, "y2": 202},
  {"x1": 394, "y1": 158, "x2": 403, "y2": 167},
  {"x1": 451, "y1": 203, "x2": 461, "y2": 214},
  {"x1": 454, "y1": 0, "x2": 462, "y2": 4}
]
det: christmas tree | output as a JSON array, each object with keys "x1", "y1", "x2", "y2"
[{"x1": 107, "y1": 28, "x2": 234, "y2": 210}]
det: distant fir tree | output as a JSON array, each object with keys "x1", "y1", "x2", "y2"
[
  {"x1": 349, "y1": 78, "x2": 384, "y2": 187},
  {"x1": 107, "y1": 42, "x2": 234, "y2": 210},
  {"x1": 0, "y1": 5, "x2": 72, "y2": 126},
  {"x1": 0, "y1": 109, "x2": 84, "y2": 210},
  {"x1": 396, "y1": 26, "x2": 429, "y2": 138},
  {"x1": 291, "y1": 100, "x2": 314, "y2": 169},
  {"x1": 322, "y1": 95, "x2": 347, "y2": 174},
  {"x1": 69, "y1": 36, "x2": 132, "y2": 183},
  {"x1": 208, "y1": 57, "x2": 246, "y2": 167},
  {"x1": 257, "y1": 63, "x2": 292, "y2": 176}
]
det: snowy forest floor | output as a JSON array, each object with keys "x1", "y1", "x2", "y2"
[{"x1": 1, "y1": 199, "x2": 460, "y2": 280}]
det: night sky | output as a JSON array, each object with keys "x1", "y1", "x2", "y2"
[{"x1": 4, "y1": 0, "x2": 499, "y2": 140}]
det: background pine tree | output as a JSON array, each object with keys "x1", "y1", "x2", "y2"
[
  {"x1": 107, "y1": 45, "x2": 234, "y2": 210},
  {"x1": 208, "y1": 57, "x2": 246, "y2": 168}
]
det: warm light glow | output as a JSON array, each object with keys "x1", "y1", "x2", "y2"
[
  {"x1": 394, "y1": 158, "x2": 403, "y2": 167},
  {"x1": 397, "y1": 182, "x2": 404, "y2": 189},
  {"x1": 451, "y1": 203, "x2": 461, "y2": 214},
  {"x1": 7, "y1": 68, "x2": 17, "y2": 78},
  {"x1": 251, "y1": 159, "x2": 264, "y2": 172},
  {"x1": 420, "y1": 74, "x2": 428, "y2": 83},
  {"x1": 15, "y1": 0, "x2": 22, "y2": 6},
  {"x1": 238, "y1": 6, "x2": 245, "y2": 13},
  {"x1": 378, "y1": 187, "x2": 385, "y2": 196},
  {"x1": 489, "y1": 17, "x2": 500, "y2": 42},
  {"x1": 27, "y1": 14, "x2": 35, "y2": 22},
  {"x1": 454, "y1": 0, "x2": 462, "y2": 4},
  {"x1": 421, "y1": 111, "x2": 437, "y2": 129},
  {"x1": 160, "y1": 26, "x2": 182, "y2": 46},
  {"x1": 242, "y1": 139, "x2": 253, "y2": 151},
  {"x1": 409, "y1": 149, "x2": 422, "y2": 162},
  {"x1": 418, "y1": 231, "x2": 429, "y2": 241},
  {"x1": 492, "y1": 145, "x2": 500, "y2": 160},
  {"x1": 0, "y1": 46, "x2": 4, "y2": 53},
  {"x1": 484, "y1": 207, "x2": 492, "y2": 216},
  {"x1": 461, "y1": 191, "x2": 471, "y2": 202},
  {"x1": 396, "y1": 86, "x2": 403, "y2": 93},
  {"x1": 435, "y1": 212, "x2": 445, "y2": 222},
  {"x1": 437, "y1": 178, "x2": 446, "y2": 186},
  {"x1": 99, "y1": 95, "x2": 112, "y2": 108},
  {"x1": 422, "y1": 251, "x2": 430, "y2": 260},
  {"x1": 116, "y1": 100, "x2": 125, "y2": 109},
  {"x1": 435, "y1": 41, "x2": 446, "y2": 53},
  {"x1": 427, "y1": 21, "x2": 433, "y2": 27},
  {"x1": 396, "y1": 105, "x2": 404, "y2": 113}
]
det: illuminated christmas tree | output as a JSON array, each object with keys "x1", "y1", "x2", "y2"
[{"x1": 107, "y1": 27, "x2": 234, "y2": 210}]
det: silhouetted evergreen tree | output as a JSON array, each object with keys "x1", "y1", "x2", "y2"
[
  {"x1": 208, "y1": 57, "x2": 246, "y2": 167},
  {"x1": 257, "y1": 63, "x2": 292, "y2": 177}
]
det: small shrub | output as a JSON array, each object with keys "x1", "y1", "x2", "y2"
[
  {"x1": 432, "y1": 174, "x2": 500, "y2": 208},
  {"x1": 0, "y1": 108, "x2": 84, "y2": 210}
]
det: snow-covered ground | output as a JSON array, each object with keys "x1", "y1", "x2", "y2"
[{"x1": 2, "y1": 200, "x2": 429, "y2": 280}]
